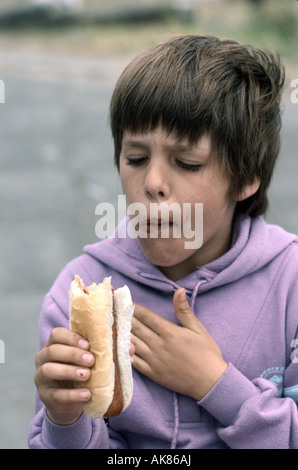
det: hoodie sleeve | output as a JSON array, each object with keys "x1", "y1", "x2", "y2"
[
  {"x1": 198, "y1": 363, "x2": 298, "y2": 449},
  {"x1": 198, "y1": 251, "x2": 298, "y2": 450}
]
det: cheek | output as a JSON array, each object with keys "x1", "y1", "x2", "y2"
[
  {"x1": 119, "y1": 161, "x2": 127, "y2": 188},
  {"x1": 120, "y1": 164, "x2": 142, "y2": 200},
  {"x1": 189, "y1": 183, "x2": 233, "y2": 230},
  {"x1": 120, "y1": 169, "x2": 133, "y2": 201},
  {"x1": 121, "y1": 184, "x2": 145, "y2": 212}
]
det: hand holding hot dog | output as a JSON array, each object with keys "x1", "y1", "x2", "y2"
[
  {"x1": 34, "y1": 275, "x2": 134, "y2": 425},
  {"x1": 34, "y1": 327, "x2": 95, "y2": 425}
]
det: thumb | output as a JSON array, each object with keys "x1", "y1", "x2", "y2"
[{"x1": 173, "y1": 288, "x2": 202, "y2": 332}]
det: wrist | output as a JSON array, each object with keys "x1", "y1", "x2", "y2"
[
  {"x1": 193, "y1": 359, "x2": 228, "y2": 401},
  {"x1": 46, "y1": 407, "x2": 83, "y2": 426},
  {"x1": 42, "y1": 406, "x2": 94, "y2": 449}
]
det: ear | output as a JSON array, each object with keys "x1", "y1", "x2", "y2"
[{"x1": 233, "y1": 177, "x2": 261, "y2": 202}]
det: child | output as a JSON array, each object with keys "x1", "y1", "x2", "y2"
[{"x1": 28, "y1": 35, "x2": 298, "y2": 449}]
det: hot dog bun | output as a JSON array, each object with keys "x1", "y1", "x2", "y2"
[{"x1": 69, "y1": 275, "x2": 134, "y2": 418}]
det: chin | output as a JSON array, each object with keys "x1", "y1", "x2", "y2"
[{"x1": 138, "y1": 238, "x2": 195, "y2": 268}]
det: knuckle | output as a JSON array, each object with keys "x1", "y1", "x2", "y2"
[
  {"x1": 50, "y1": 327, "x2": 62, "y2": 341},
  {"x1": 44, "y1": 344, "x2": 56, "y2": 363},
  {"x1": 179, "y1": 306, "x2": 192, "y2": 314},
  {"x1": 49, "y1": 327, "x2": 58, "y2": 340},
  {"x1": 50, "y1": 387, "x2": 63, "y2": 404},
  {"x1": 50, "y1": 326, "x2": 84, "y2": 348},
  {"x1": 51, "y1": 387, "x2": 75, "y2": 405},
  {"x1": 38, "y1": 362, "x2": 51, "y2": 381}
]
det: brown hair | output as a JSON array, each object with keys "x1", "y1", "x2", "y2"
[{"x1": 109, "y1": 35, "x2": 285, "y2": 216}]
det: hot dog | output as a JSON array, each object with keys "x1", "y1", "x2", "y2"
[{"x1": 69, "y1": 275, "x2": 134, "y2": 418}]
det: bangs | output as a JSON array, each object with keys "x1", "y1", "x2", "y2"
[
  {"x1": 119, "y1": 62, "x2": 208, "y2": 140},
  {"x1": 110, "y1": 38, "x2": 213, "y2": 167}
]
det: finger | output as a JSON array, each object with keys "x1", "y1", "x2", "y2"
[
  {"x1": 45, "y1": 327, "x2": 90, "y2": 351},
  {"x1": 173, "y1": 288, "x2": 204, "y2": 333},
  {"x1": 37, "y1": 343, "x2": 94, "y2": 368},
  {"x1": 43, "y1": 386, "x2": 91, "y2": 405},
  {"x1": 129, "y1": 343, "x2": 136, "y2": 357},
  {"x1": 36, "y1": 362, "x2": 91, "y2": 385},
  {"x1": 131, "y1": 313, "x2": 158, "y2": 347},
  {"x1": 133, "y1": 302, "x2": 172, "y2": 335},
  {"x1": 131, "y1": 350, "x2": 153, "y2": 378},
  {"x1": 131, "y1": 331, "x2": 152, "y2": 359}
]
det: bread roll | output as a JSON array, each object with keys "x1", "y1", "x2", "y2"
[{"x1": 69, "y1": 275, "x2": 134, "y2": 418}]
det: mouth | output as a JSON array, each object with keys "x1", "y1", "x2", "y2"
[
  {"x1": 148, "y1": 218, "x2": 174, "y2": 225},
  {"x1": 144, "y1": 218, "x2": 175, "y2": 235}
]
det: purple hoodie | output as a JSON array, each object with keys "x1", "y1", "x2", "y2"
[{"x1": 28, "y1": 215, "x2": 298, "y2": 449}]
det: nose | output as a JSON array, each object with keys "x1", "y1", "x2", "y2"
[{"x1": 144, "y1": 160, "x2": 170, "y2": 202}]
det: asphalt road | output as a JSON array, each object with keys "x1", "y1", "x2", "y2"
[{"x1": 0, "y1": 48, "x2": 297, "y2": 449}]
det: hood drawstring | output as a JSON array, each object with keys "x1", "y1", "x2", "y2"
[
  {"x1": 190, "y1": 279, "x2": 207, "y2": 311},
  {"x1": 170, "y1": 279, "x2": 207, "y2": 449},
  {"x1": 170, "y1": 393, "x2": 179, "y2": 449}
]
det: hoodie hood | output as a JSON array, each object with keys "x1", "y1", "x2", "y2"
[{"x1": 84, "y1": 215, "x2": 297, "y2": 295}]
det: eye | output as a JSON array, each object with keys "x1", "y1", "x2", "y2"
[
  {"x1": 126, "y1": 156, "x2": 147, "y2": 166},
  {"x1": 176, "y1": 160, "x2": 202, "y2": 172}
]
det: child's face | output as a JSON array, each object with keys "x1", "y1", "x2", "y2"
[{"x1": 119, "y1": 127, "x2": 237, "y2": 280}]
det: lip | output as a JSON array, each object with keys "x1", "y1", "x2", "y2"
[
  {"x1": 147, "y1": 219, "x2": 174, "y2": 226},
  {"x1": 144, "y1": 219, "x2": 175, "y2": 235}
]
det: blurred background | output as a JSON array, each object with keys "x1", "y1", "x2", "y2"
[{"x1": 0, "y1": 0, "x2": 297, "y2": 449}]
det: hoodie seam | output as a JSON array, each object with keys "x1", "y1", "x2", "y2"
[
  {"x1": 137, "y1": 272, "x2": 183, "y2": 290},
  {"x1": 47, "y1": 291, "x2": 67, "y2": 319}
]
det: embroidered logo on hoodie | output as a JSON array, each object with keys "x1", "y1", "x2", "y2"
[{"x1": 260, "y1": 367, "x2": 285, "y2": 396}]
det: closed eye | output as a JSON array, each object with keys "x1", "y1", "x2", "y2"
[
  {"x1": 126, "y1": 156, "x2": 147, "y2": 166},
  {"x1": 176, "y1": 160, "x2": 202, "y2": 172}
]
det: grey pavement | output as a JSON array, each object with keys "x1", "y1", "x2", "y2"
[{"x1": 0, "y1": 48, "x2": 297, "y2": 449}]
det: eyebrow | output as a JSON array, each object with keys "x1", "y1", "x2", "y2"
[
  {"x1": 122, "y1": 141, "x2": 149, "y2": 149},
  {"x1": 122, "y1": 139, "x2": 192, "y2": 153}
]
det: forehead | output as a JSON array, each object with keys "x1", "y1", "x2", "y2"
[{"x1": 122, "y1": 128, "x2": 212, "y2": 154}]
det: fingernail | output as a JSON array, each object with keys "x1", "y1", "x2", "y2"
[
  {"x1": 76, "y1": 369, "x2": 87, "y2": 378},
  {"x1": 78, "y1": 339, "x2": 89, "y2": 350},
  {"x1": 79, "y1": 390, "x2": 91, "y2": 400},
  {"x1": 83, "y1": 353, "x2": 93, "y2": 364},
  {"x1": 179, "y1": 289, "x2": 186, "y2": 302}
]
